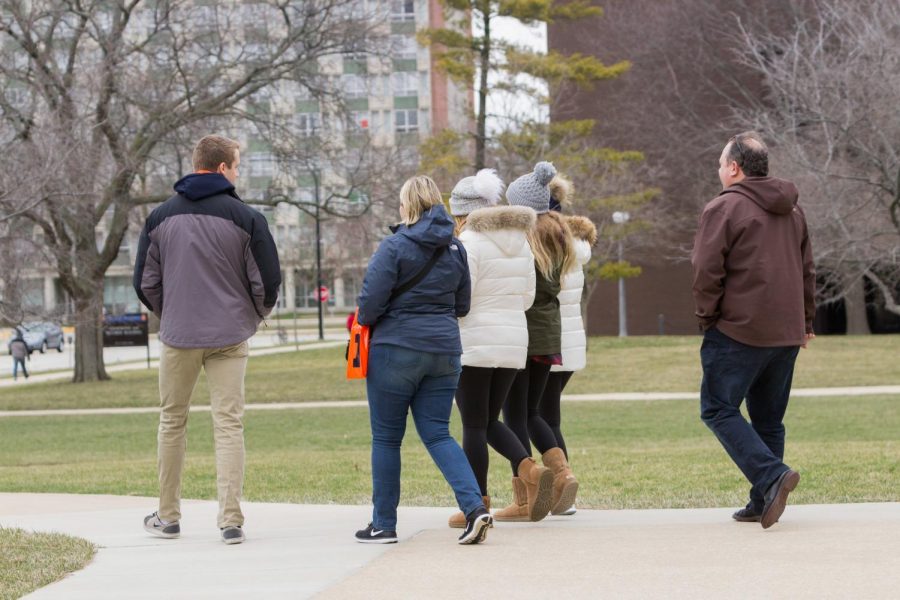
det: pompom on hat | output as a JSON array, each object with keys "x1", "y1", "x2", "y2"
[
  {"x1": 506, "y1": 161, "x2": 557, "y2": 214},
  {"x1": 449, "y1": 169, "x2": 505, "y2": 216}
]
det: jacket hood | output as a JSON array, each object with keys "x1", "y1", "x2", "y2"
[
  {"x1": 393, "y1": 204, "x2": 455, "y2": 249},
  {"x1": 722, "y1": 177, "x2": 798, "y2": 215},
  {"x1": 174, "y1": 173, "x2": 239, "y2": 201},
  {"x1": 466, "y1": 205, "x2": 536, "y2": 233},
  {"x1": 566, "y1": 215, "x2": 597, "y2": 245},
  {"x1": 465, "y1": 205, "x2": 535, "y2": 256}
]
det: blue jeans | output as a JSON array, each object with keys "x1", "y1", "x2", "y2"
[
  {"x1": 366, "y1": 343, "x2": 483, "y2": 531},
  {"x1": 12, "y1": 358, "x2": 28, "y2": 380},
  {"x1": 700, "y1": 328, "x2": 800, "y2": 512}
]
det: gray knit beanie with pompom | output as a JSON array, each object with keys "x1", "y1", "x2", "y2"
[{"x1": 506, "y1": 162, "x2": 557, "y2": 214}]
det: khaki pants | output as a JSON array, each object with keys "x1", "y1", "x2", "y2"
[{"x1": 157, "y1": 341, "x2": 249, "y2": 529}]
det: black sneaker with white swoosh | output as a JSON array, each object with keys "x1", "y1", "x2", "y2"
[{"x1": 355, "y1": 523, "x2": 398, "y2": 544}]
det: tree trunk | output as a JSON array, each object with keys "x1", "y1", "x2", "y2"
[
  {"x1": 475, "y1": 10, "x2": 490, "y2": 171},
  {"x1": 844, "y1": 276, "x2": 871, "y2": 335},
  {"x1": 72, "y1": 284, "x2": 110, "y2": 382}
]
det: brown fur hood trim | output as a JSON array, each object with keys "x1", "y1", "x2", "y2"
[
  {"x1": 566, "y1": 215, "x2": 598, "y2": 245},
  {"x1": 549, "y1": 175, "x2": 574, "y2": 207},
  {"x1": 466, "y1": 205, "x2": 537, "y2": 233}
]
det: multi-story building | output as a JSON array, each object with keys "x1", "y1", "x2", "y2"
[{"x1": 13, "y1": 0, "x2": 472, "y2": 321}]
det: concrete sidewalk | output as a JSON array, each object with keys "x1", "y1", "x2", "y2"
[{"x1": 2, "y1": 493, "x2": 898, "y2": 599}]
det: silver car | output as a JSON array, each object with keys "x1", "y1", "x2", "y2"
[{"x1": 21, "y1": 322, "x2": 65, "y2": 353}]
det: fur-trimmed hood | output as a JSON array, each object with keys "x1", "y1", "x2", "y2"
[
  {"x1": 460, "y1": 205, "x2": 535, "y2": 257},
  {"x1": 549, "y1": 175, "x2": 574, "y2": 207},
  {"x1": 466, "y1": 205, "x2": 536, "y2": 233},
  {"x1": 566, "y1": 215, "x2": 598, "y2": 245}
]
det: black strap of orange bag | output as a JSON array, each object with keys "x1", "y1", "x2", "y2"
[{"x1": 389, "y1": 246, "x2": 446, "y2": 302}]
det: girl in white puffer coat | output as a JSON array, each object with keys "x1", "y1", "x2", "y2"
[
  {"x1": 540, "y1": 175, "x2": 598, "y2": 516},
  {"x1": 446, "y1": 169, "x2": 555, "y2": 528}
]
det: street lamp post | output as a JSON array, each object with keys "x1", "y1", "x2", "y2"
[
  {"x1": 612, "y1": 211, "x2": 630, "y2": 337},
  {"x1": 313, "y1": 171, "x2": 324, "y2": 341}
]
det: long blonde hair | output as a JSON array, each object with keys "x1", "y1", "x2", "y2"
[
  {"x1": 399, "y1": 175, "x2": 442, "y2": 226},
  {"x1": 527, "y1": 211, "x2": 577, "y2": 281},
  {"x1": 453, "y1": 215, "x2": 467, "y2": 236}
]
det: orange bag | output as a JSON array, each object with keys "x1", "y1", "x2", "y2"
[{"x1": 346, "y1": 308, "x2": 370, "y2": 379}]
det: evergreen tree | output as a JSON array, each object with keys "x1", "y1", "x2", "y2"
[{"x1": 418, "y1": 0, "x2": 629, "y2": 171}]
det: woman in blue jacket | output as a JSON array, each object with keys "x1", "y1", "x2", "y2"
[{"x1": 354, "y1": 175, "x2": 492, "y2": 546}]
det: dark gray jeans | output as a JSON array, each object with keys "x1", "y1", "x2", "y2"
[{"x1": 700, "y1": 327, "x2": 800, "y2": 512}]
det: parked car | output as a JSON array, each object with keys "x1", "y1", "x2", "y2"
[{"x1": 21, "y1": 322, "x2": 65, "y2": 353}]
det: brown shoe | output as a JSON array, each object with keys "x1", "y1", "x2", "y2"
[
  {"x1": 542, "y1": 448, "x2": 579, "y2": 515},
  {"x1": 516, "y1": 457, "x2": 553, "y2": 522},
  {"x1": 449, "y1": 496, "x2": 490, "y2": 529},
  {"x1": 493, "y1": 478, "x2": 529, "y2": 522},
  {"x1": 761, "y1": 469, "x2": 800, "y2": 529}
]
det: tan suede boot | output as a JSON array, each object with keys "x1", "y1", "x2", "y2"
[
  {"x1": 448, "y1": 496, "x2": 491, "y2": 529},
  {"x1": 542, "y1": 447, "x2": 579, "y2": 515},
  {"x1": 493, "y1": 478, "x2": 529, "y2": 522},
  {"x1": 516, "y1": 457, "x2": 553, "y2": 522}
]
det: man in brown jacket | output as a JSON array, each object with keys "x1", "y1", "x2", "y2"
[{"x1": 691, "y1": 131, "x2": 815, "y2": 529}]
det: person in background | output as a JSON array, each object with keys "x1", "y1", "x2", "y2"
[
  {"x1": 9, "y1": 327, "x2": 30, "y2": 381},
  {"x1": 447, "y1": 169, "x2": 553, "y2": 527},
  {"x1": 540, "y1": 174, "x2": 598, "y2": 516},
  {"x1": 355, "y1": 175, "x2": 492, "y2": 545},
  {"x1": 692, "y1": 131, "x2": 815, "y2": 529},
  {"x1": 502, "y1": 161, "x2": 581, "y2": 518}
]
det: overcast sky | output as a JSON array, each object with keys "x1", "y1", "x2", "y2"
[{"x1": 485, "y1": 17, "x2": 548, "y2": 131}]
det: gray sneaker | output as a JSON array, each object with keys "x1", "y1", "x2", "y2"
[
  {"x1": 221, "y1": 526, "x2": 245, "y2": 545},
  {"x1": 143, "y1": 512, "x2": 180, "y2": 539}
]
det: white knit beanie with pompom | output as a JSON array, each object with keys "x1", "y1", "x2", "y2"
[{"x1": 449, "y1": 168, "x2": 505, "y2": 216}]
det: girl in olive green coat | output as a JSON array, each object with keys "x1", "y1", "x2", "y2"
[{"x1": 496, "y1": 162, "x2": 580, "y2": 521}]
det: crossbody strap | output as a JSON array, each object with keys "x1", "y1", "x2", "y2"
[{"x1": 389, "y1": 246, "x2": 446, "y2": 302}]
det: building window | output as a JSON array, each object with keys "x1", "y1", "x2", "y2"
[
  {"x1": 391, "y1": 34, "x2": 417, "y2": 60},
  {"x1": 295, "y1": 112, "x2": 320, "y2": 137},
  {"x1": 341, "y1": 74, "x2": 368, "y2": 99},
  {"x1": 248, "y1": 152, "x2": 276, "y2": 177},
  {"x1": 391, "y1": 0, "x2": 415, "y2": 22},
  {"x1": 103, "y1": 276, "x2": 140, "y2": 315},
  {"x1": 348, "y1": 111, "x2": 370, "y2": 130},
  {"x1": 5, "y1": 87, "x2": 29, "y2": 108},
  {"x1": 395, "y1": 109, "x2": 418, "y2": 133},
  {"x1": 21, "y1": 279, "x2": 45, "y2": 312},
  {"x1": 391, "y1": 72, "x2": 418, "y2": 97},
  {"x1": 242, "y1": 2, "x2": 269, "y2": 26}
]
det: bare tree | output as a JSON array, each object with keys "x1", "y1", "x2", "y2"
[
  {"x1": 0, "y1": 0, "x2": 384, "y2": 381},
  {"x1": 733, "y1": 0, "x2": 900, "y2": 329}
]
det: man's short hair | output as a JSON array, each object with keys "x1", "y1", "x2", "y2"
[
  {"x1": 727, "y1": 131, "x2": 768, "y2": 177},
  {"x1": 192, "y1": 135, "x2": 240, "y2": 172}
]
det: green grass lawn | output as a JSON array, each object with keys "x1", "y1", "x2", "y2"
[
  {"x1": 0, "y1": 396, "x2": 896, "y2": 510},
  {"x1": 1, "y1": 335, "x2": 898, "y2": 411},
  {"x1": 0, "y1": 528, "x2": 94, "y2": 600}
]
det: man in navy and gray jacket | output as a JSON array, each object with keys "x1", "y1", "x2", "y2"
[{"x1": 133, "y1": 134, "x2": 280, "y2": 545}]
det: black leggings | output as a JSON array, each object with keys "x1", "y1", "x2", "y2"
[
  {"x1": 455, "y1": 366, "x2": 530, "y2": 496},
  {"x1": 502, "y1": 361, "x2": 559, "y2": 474},
  {"x1": 540, "y1": 371, "x2": 573, "y2": 459}
]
